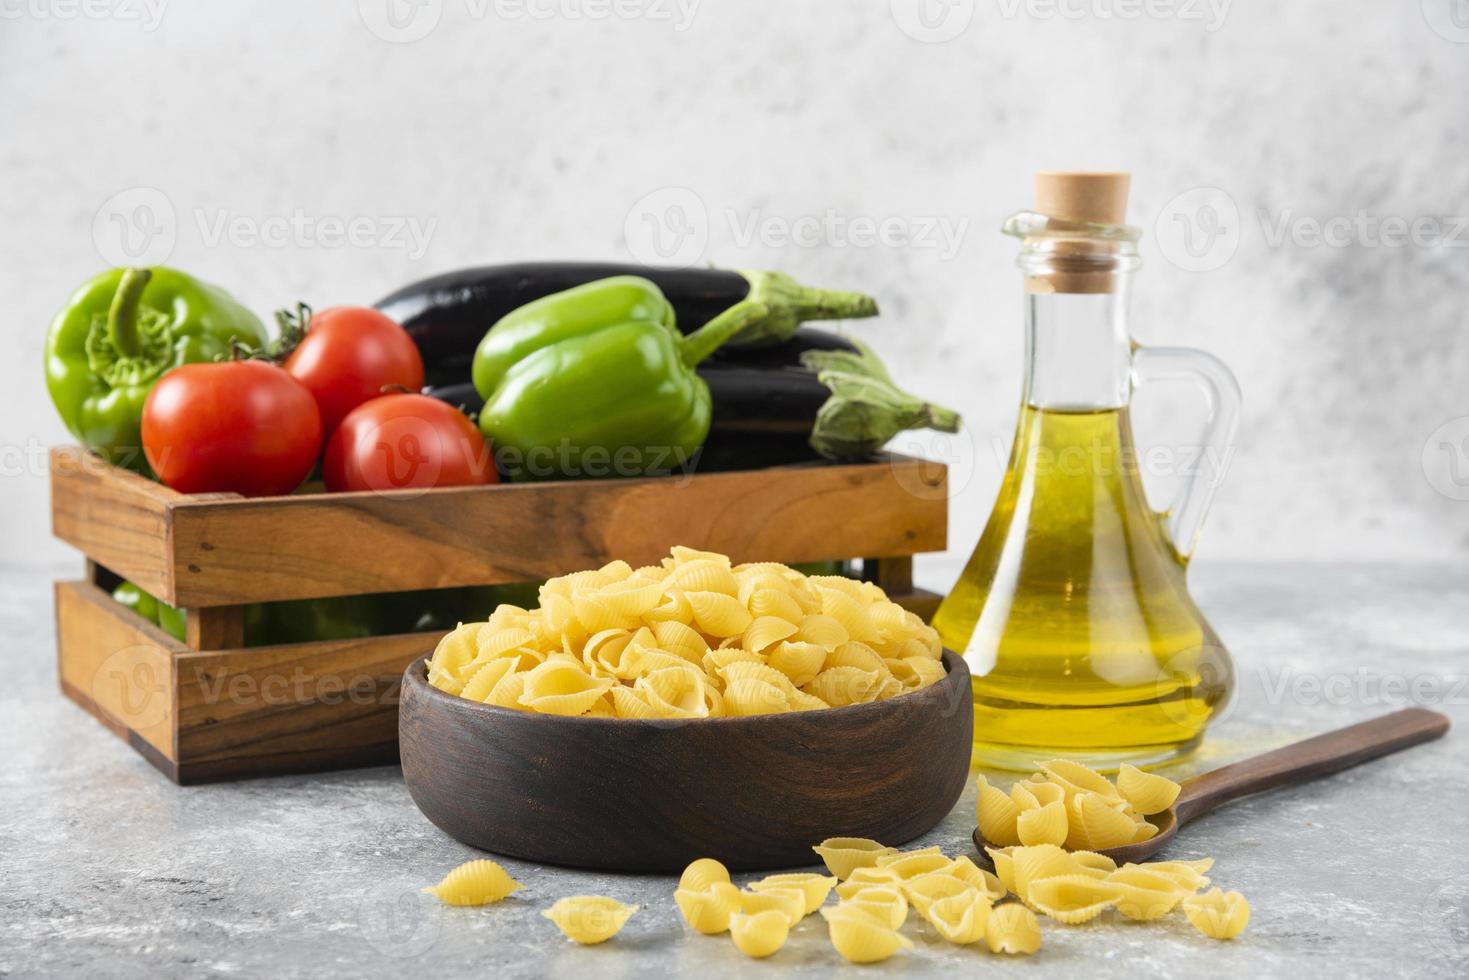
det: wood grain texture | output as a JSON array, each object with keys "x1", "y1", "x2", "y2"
[
  {"x1": 50, "y1": 448, "x2": 180, "y2": 600},
  {"x1": 399, "y1": 652, "x2": 974, "y2": 872},
  {"x1": 166, "y1": 455, "x2": 947, "y2": 606}
]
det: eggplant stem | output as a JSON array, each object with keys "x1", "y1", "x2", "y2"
[
  {"x1": 680, "y1": 301, "x2": 771, "y2": 367},
  {"x1": 733, "y1": 270, "x2": 880, "y2": 346}
]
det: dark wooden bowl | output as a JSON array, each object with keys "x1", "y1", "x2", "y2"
[{"x1": 399, "y1": 651, "x2": 972, "y2": 873}]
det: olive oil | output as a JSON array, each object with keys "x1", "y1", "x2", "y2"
[{"x1": 933, "y1": 404, "x2": 1233, "y2": 769}]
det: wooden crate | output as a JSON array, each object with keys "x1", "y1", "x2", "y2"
[{"x1": 50, "y1": 446, "x2": 949, "y2": 783}]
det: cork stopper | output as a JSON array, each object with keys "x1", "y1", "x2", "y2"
[
  {"x1": 1023, "y1": 171, "x2": 1133, "y2": 294},
  {"x1": 1035, "y1": 171, "x2": 1131, "y2": 225}
]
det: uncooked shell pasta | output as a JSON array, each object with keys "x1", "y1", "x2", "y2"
[
  {"x1": 729, "y1": 910, "x2": 790, "y2": 958},
  {"x1": 976, "y1": 760, "x2": 1183, "y2": 852},
  {"x1": 422, "y1": 860, "x2": 523, "y2": 906},
  {"x1": 541, "y1": 896, "x2": 637, "y2": 944},
  {"x1": 426, "y1": 548, "x2": 947, "y2": 718},
  {"x1": 1183, "y1": 888, "x2": 1250, "y2": 939}
]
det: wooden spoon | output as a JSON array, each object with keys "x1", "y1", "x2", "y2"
[{"x1": 971, "y1": 707, "x2": 1451, "y2": 867}]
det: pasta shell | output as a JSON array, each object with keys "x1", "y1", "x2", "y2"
[
  {"x1": 1136, "y1": 859, "x2": 1213, "y2": 892},
  {"x1": 985, "y1": 847, "x2": 1016, "y2": 894},
  {"x1": 484, "y1": 669, "x2": 528, "y2": 710},
  {"x1": 748, "y1": 873, "x2": 836, "y2": 915},
  {"x1": 803, "y1": 666, "x2": 880, "y2": 707},
  {"x1": 635, "y1": 666, "x2": 716, "y2": 718},
  {"x1": 667, "y1": 559, "x2": 740, "y2": 596},
  {"x1": 650, "y1": 620, "x2": 708, "y2": 661},
  {"x1": 609, "y1": 686, "x2": 662, "y2": 719},
  {"x1": 786, "y1": 688, "x2": 832, "y2": 712},
  {"x1": 684, "y1": 591, "x2": 753, "y2": 637},
  {"x1": 875, "y1": 852, "x2": 952, "y2": 880},
  {"x1": 807, "y1": 574, "x2": 866, "y2": 598},
  {"x1": 1116, "y1": 764, "x2": 1182, "y2": 815},
  {"x1": 821, "y1": 905, "x2": 913, "y2": 964},
  {"x1": 766, "y1": 641, "x2": 828, "y2": 687},
  {"x1": 718, "y1": 660, "x2": 796, "y2": 693},
  {"x1": 902, "y1": 873, "x2": 974, "y2": 917},
  {"x1": 946, "y1": 857, "x2": 1007, "y2": 901},
  {"x1": 813, "y1": 838, "x2": 897, "y2": 880},
  {"x1": 824, "y1": 641, "x2": 887, "y2": 674},
  {"x1": 729, "y1": 910, "x2": 789, "y2": 958},
  {"x1": 675, "y1": 881, "x2": 742, "y2": 934},
  {"x1": 985, "y1": 902, "x2": 1042, "y2": 955},
  {"x1": 748, "y1": 588, "x2": 805, "y2": 623},
  {"x1": 1107, "y1": 867, "x2": 1186, "y2": 921},
  {"x1": 1040, "y1": 758, "x2": 1122, "y2": 801},
  {"x1": 666, "y1": 545, "x2": 731, "y2": 567},
  {"x1": 1011, "y1": 779, "x2": 1065, "y2": 810},
  {"x1": 1017, "y1": 800, "x2": 1069, "y2": 847},
  {"x1": 643, "y1": 589, "x2": 692, "y2": 625},
  {"x1": 701, "y1": 647, "x2": 762, "y2": 675},
  {"x1": 838, "y1": 886, "x2": 907, "y2": 929},
  {"x1": 795, "y1": 614, "x2": 848, "y2": 651},
  {"x1": 924, "y1": 891, "x2": 992, "y2": 944},
  {"x1": 899, "y1": 656, "x2": 946, "y2": 689},
  {"x1": 835, "y1": 866, "x2": 905, "y2": 900},
  {"x1": 723, "y1": 678, "x2": 790, "y2": 716},
  {"x1": 738, "y1": 887, "x2": 805, "y2": 927},
  {"x1": 517, "y1": 660, "x2": 614, "y2": 716},
  {"x1": 458, "y1": 655, "x2": 517, "y2": 701},
  {"x1": 1026, "y1": 874, "x2": 1120, "y2": 924},
  {"x1": 678, "y1": 857, "x2": 731, "y2": 892},
  {"x1": 423, "y1": 860, "x2": 523, "y2": 906},
  {"x1": 816, "y1": 587, "x2": 880, "y2": 643},
  {"x1": 976, "y1": 775, "x2": 1023, "y2": 847},
  {"x1": 1009, "y1": 845, "x2": 1077, "y2": 903},
  {"x1": 1069, "y1": 850, "x2": 1119, "y2": 875},
  {"x1": 1067, "y1": 792, "x2": 1140, "y2": 850},
  {"x1": 742, "y1": 616, "x2": 800, "y2": 653},
  {"x1": 542, "y1": 896, "x2": 637, "y2": 944},
  {"x1": 1182, "y1": 888, "x2": 1250, "y2": 940}
]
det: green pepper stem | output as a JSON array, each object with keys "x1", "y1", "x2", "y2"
[
  {"x1": 106, "y1": 268, "x2": 152, "y2": 358},
  {"x1": 679, "y1": 300, "x2": 771, "y2": 367}
]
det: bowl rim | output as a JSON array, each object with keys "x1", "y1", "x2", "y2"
[{"x1": 402, "y1": 649, "x2": 968, "y2": 730}]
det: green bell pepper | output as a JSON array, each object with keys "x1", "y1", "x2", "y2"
[
  {"x1": 473, "y1": 276, "x2": 767, "y2": 481},
  {"x1": 45, "y1": 267, "x2": 268, "y2": 471}
]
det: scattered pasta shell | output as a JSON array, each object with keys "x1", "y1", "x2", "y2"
[
  {"x1": 1012, "y1": 779, "x2": 1065, "y2": 810},
  {"x1": 821, "y1": 905, "x2": 914, "y2": 964},
  {"x1": 1040, "y1": 758, "x2": 1122, "y2": 801},
  {"x1": 422, "y1": 860, "x2": 523, "y2": 906},
  {"x1": 985, "y1": 902, "x2": 1042, "y2": 955},
  {"x1": 946, "y1": 856, "x2": 1007, "y2": 900},
  {"x1": 678, "y1": 857, "x2": 731, "y2": 892},
  {"x1": 1116, "y1": 764, "x2": 1182, "y2": 815},
  {"x1": 986, "y1": 847, "x2": 1016, "y2": 894},
  {"x1": 835, "y1": 866, "x2": 905, "y2": 899},
  {"x1": 976, "y1": 775, "x2": 1023, "y2": 847},
  {"x1": 748, "y1": 873, "x2": 836, "y2": 915},
  {"x1": 1026, "y1": 874, "x2": 1121, "y2": 924},
  {"x1": 1017, "y1": 800, "x2": 1070, "y2": 847},
  {"x1": 925, "y1": 891, "x2": 992, "y2": 944},
  {"x1": 738, "y1": 887, "x2": 805, "y2": 927},
  {"x1": 1010, "y1": 845, "x2": 1077, "y2": 902},
  {"x1": 1183, "y1": 888, "x2": 1250, "y2": 939},
  {"x1": 675, "y1": 882, "x2": 742, "y2": 935},
  {"x1": 542, "y1": 896, "x2": 637, "y2": 945},
  {"x1": 902, "y1": 873, "x2": 974, "y2": 917},
  {"x1": 1107, "y1": 867, "x2": 1187, "y2": 921},
  {"x1": 839, "y1": 885, "x2": 908, "y2": 929},
  {"x1": 875, "y1": 851, "x2": 952, "y2": 880},
  {"x1": 1139, "y1": 859, "x2": 1213, "y2": 892},
  {"x1": 813, "y1": 838, "x2": 898, "y2": 880},
  {"x1": 729, "y1": 910, "x2": 789, "y2": 958}
]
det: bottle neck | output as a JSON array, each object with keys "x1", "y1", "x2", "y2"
[{"x1": 1022, "y1": 280, "x2": 1135, "y2": 412}]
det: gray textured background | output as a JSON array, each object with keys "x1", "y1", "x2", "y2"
[{"x1": 2, "y1": 0, "x2": 1468, "y2": 581}]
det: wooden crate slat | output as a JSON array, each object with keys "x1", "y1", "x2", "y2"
[
  {"x1": 55, "y1": 581, "x2": 183, "y2": 761},
  {"x1": 165, "y1": 456, "x2": 948, "y2": 606},
  {"x1": 50, "y1": 448, "x2": 179, "y2": 600}
]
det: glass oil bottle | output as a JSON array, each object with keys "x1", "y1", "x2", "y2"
[{"x1": 932, "y1": 172, "x2": 1242, "y2": 769}]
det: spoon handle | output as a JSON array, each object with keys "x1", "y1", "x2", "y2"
[{"x1": 1173, "y1": 707, "x2": 1451, "y2": 826}]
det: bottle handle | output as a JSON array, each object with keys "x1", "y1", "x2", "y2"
[{"x1": 1130, "y1": 345, "x2": 1242, "y2": 562}]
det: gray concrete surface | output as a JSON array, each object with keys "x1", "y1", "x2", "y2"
[{"x1": 2, "y1": 563, "x2": 1466, "y2": 978}]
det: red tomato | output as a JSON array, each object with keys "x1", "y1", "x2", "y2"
[
  {"x1": 323, "y1": 394, "x2": 497, "y2": 493},
  {"x1": 283, "y1": 306, "x2": 424, "y2": 435},
  {"x1": 142, "y1": 360, "x2": 322, "y2": 497}
]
